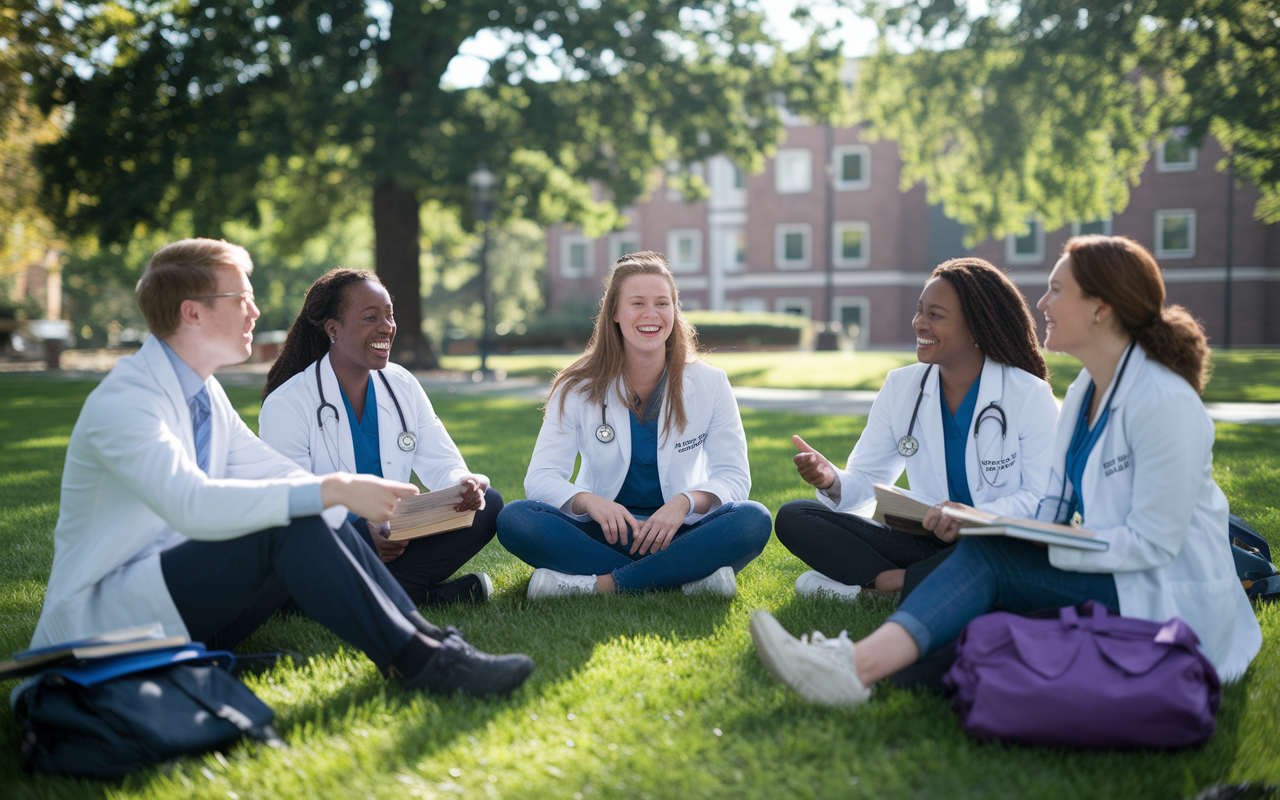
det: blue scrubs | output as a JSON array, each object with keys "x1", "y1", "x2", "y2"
[
  {"x1": 941, "y1": 376, "x2": 980, "y2": 507},
  {"x1": 340, "y1": 379, "x2": 383, "y2": 525},
  {"x1": 614, "y1": 373, "x2": 667, "y2": 516},
  {"x1": 1063, "y1": 383, "x2": 1109, "y2": 523}
]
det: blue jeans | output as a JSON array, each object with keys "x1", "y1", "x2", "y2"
[
  {"x1": 888, "y1": 536, "x2": 1120, "y2": 655},
  {"x1": 496, "y1": 499, "x2": 772, "y2": 592}
]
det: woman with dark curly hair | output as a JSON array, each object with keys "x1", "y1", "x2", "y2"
[
  {"x1": 774, "y1": 257, "x2": 1059, "y2": 601},
  {"x1": 259, "y1": 269, "x2": 498, "y2": 607}
]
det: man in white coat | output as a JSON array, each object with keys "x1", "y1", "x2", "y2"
[{"x1": 30, "y1": 238, "x2": 532, "y2": 696}]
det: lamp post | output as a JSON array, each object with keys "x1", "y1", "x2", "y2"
[{"x1": 468, "y1": 163, "x2": 497, "y2": 376}]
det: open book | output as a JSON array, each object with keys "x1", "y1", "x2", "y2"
[
  {"x1": 388, "y1": 486, "x2": 476, "y2": 541},
  {"x1": 871, "y1": 483, "x2": 939, "y2": 536},
  {"x1": 941, "y1": 506, "x2": 1109, "y2": 551},
  {"x1": 0, "y1": 623, "x2": 190, "y2": 681}
]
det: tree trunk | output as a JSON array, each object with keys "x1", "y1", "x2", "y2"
[{"x1": 373, "y1": 180, "x2": 439, "y2": 370}]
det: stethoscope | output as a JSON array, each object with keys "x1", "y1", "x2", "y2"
[
  {"x1": 316, "y1": 361, "x2": 417, "y2": 452},
  {"x1": 596, "y1": 402, "x2": 616, "y2": 443},
  {"x1": 897, "y1": 364, "x2": 1011, "y2": 490},
  {"x1": 1042, "y1": 341, "x2": 1136, "y2": 523}
]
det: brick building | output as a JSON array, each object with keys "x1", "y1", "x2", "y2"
[{"x1": 546, "y1": 123, "x2": 1280, "y2": 347}]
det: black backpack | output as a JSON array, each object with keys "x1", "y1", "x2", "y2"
[
  {"x1": 1230, "y1": 514, "x2": 1280, "y2": 601},
  {"x1": 14, "y1": 650, "x2": 280, "y2": 779}
]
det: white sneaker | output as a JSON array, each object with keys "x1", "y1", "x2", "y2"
[
  {"x1": 794, "y1": 571, "x2": 862, "y2": 601},
  {"x1": 749, "y1": 609, "x2": 871, "y2": 707},
  {"x1": 681, "y1": 566, "x2": 737, "y2": 597},
  {"x1": 527, "y1": 568, "x2": 597, "y2": 599}
]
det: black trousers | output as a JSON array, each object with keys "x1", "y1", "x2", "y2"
[
  {"x1": 774, "y1": 499, "x2": 955, "y2": 588},
  {"x1": 355, "y1": 488, "x2": 502, "y2": 604},
  {"x1": 161, "y1": 515, "x2": 421, "y2": 672}
]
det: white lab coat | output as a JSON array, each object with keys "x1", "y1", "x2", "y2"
[
  {"x1": 1041, "y1": 344, "x2": 1262, "y2": 681},
  {"x1": 820, "y1": 358, "x2": 1059, "y2": 518},
  {"x1": 258, "y1": 354, "x2": 470, "y2": 492},
  {"x1": 525, "y1": 361, "x2": 750, "y2": 523},
  {"x1": 31, "y1": 335, "x2": 327, "y2": 648}
]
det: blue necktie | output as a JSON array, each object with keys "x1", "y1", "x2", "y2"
[{"x1": 191, "y1": 387, "x2": 211, "y2": 474}]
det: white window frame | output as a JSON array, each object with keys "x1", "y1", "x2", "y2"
[
  {"x1": 1157, "y1": 139, "x2": 1198, "y2": 173},
  {"x1": 608, "y1": 231, "x2": 641, "y2": 265},
  {"x1": 774, "y1": 296, "x2": 813, "y2": 319},
  {"x1": 734, "y1": 297, "x2": 768, "y2": 313},
  {"x1": 679, "y1": 297, "x2": 703, "y2": 311},
  {"x1": 667, "y1": 228, "x2": 703, "y2": 273},
  {"x1": 1004, "y1": 219, "x2": 1045, "y2": 265},
  {"x1": 832, "y1": 145, "x2": 871, "y2": 191},
  {"x1": 832, "y1": 221, "x2": 871, "y2": 268},
  {"x1": 774, "y1": 223, "x2": 813, "y2": 270},
  {"x1": 1071, "y1": 217, "x2": 1113, "y2": 236},
  {"x1": 559, "y1": 234, "x2": 594, "y2": 279},
  {"x1": 775, "y1": 148, "x2": 813, "y2": 194},
  {"x1": 833, "y1": 296, "x2": 871, "y2": 349},
  {"x1": 1154, "y1": 209, "x2": 1196, "y2": 259}
]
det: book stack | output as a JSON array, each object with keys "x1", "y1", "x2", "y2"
[{"x1": 0, "y1": 624, "x2": 190, "y2": 681}]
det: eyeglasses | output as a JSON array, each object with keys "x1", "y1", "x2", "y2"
[{"x1": 190, "y1": 291, "x2": 255, "y2": 303}]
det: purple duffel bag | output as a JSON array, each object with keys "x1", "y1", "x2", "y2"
[{"x1": 943, "y1": 601, "x2": 1221, "y2": 749}]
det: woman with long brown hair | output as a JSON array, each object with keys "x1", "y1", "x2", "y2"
[
  {"x1": 751, "y1": 236, "x2": 1261, "y2": 706},
  {"x1": 496, "y1": 251, "x2": 772, "y2": 598}
]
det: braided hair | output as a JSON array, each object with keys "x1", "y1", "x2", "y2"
[
  {"x1": 262, "y1": 269, "x2": 383, "y2": 399},
  {"x1": 932, "y1": 258, "x2": 1050, "y2": 382}
]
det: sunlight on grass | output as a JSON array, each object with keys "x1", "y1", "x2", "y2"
[{"x1": 0, "y1": 377, "x2": 1277, "y2": 798}]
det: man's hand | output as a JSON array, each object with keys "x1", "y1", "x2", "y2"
[
  {"x1": 792, "y1": 435, "x2": 837, "y2": 490},
  {"x1": 454, "y1": 474, "x2": 490, "y2": 512},
  {"x1": 367, "y1": 520, "x2": 408, "y2": 563},
  {"x1": 572, "y1": 492, "x2": 639, "y2": 546},
  {"x1": 921, "y1": 501, "x2": 969, "y2": 542},
  {"x1": 321, "y1": 473, "x2": 418, "y2": 522}
]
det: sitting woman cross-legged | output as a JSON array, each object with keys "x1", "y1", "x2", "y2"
[
  {"x1": 260, "y1": 269, "x2": 499, "y2": 607},
  {"x1": 497, "y1": 251, "x2": 772, "y2": 598},
  {"x1": 775, "y1": 258, "x2": 1059, "y2": 601},
  {"x1": 751, "y1": 235, "x2": 1263, "y2": 706}
]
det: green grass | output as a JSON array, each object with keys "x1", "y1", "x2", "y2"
[
  {"x1": 1, "y1": 375, "x2": 1278, "y2": 799},
  {"x1": 442, "y1": 349, "x2": 1280, "y2": 402}
]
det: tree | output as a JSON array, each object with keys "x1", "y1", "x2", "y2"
[
  {"x1": 855, "y1": 0, "x2": 1280, "y2": 242},
  {"x1": 35, "y1": 0, "x2": 845, "y2": 367}
]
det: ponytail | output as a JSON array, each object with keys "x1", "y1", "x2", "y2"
[{"x1": 1064, "y1": 235, "x2": 1210, "y2": 394}]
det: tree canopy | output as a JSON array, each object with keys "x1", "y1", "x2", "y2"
[
  {"x1": 856, "y1": 0, "x2": 1280, "y2": 242},
  {"x1": 34, "y1": 0, "x2": 846, "y2": 365}
]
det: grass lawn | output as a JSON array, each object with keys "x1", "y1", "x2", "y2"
[
  {"x1": 0, "y1": 374, "x2": 1278, "y2": 799},
  {"x1": 442, "y1": 348, "x2": 1280, "y2": 402}
]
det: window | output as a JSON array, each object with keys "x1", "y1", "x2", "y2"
[
  {"x1": 1004, "y1": 219, "x2": 1044, "y2": 265},
  {"x1": 774, "y1": 224, "x2": 812, "y2": 269},
  {"x1": 1157, "y1": 136, "x2": 1198, "y2": 173},
  {"x1": 775, "y1": 297, "x2": 812, "y2": 318},
  {"x1": 832, "y1": 145, "x2": 871, "y2": 191},
  {"x1": 723, "y1": 228, "x2": 747, "y2": 273},
  {"x1": 832, "y1": 222, "x2": 871, "y2": 268},
  {"x1": 1154, "y1": 210, "x2": 1196, "y2": 259},
  {"x1": 609, "y1": 232, "x2": 641, "y2": 265},
  {"x1": 834, "y1": 297, "x2": 870, "y2": 349},
  {"x1": 667, "y1": 228, "x2": 703, "y2": 273},
  {"x1": 775, "y1": 148, "x2": 813, "y2": 194},
  {"x1": 559, "y1": 234, "x2": 594, "y2": 279},
  {"x1": 679, "y1": 297, "x2": 702, "y2": 311},
  {"x1": 734, "y1": 297, "x2": 767, "y2": 312},
  {"x1": 733, "y1": 165, "x2": 745, "y2": 189},
  {"x1": 1072, "y1": 218, "x2": 1112, "y2": 236}
]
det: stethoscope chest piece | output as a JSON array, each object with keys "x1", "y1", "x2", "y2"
[
  {"x1": 897, "y1": 434, "x2": 920, "y2": 457},
  {"x1": 397, "y1": 431, "x2": 417, "y2": 452},
  {"x1": 596, "y1": 423, "x2": 615, "y2": 443}
]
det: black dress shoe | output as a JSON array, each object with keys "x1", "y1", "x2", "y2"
[
  {"x1": 402, "y1": 636, "x2": 534, "y2": 696},
  {"x1": 425, "y1": 573, "x2": 493, "y2": 606}
]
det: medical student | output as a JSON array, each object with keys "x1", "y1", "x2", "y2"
[
  {"x1": 775, "y1": 257, "x2": 1059, "y2": 600},
  {"x1": 496, "y1": 251, "x2": 772, "y2": 598},
  {"x1": 751, "y1": 235, "x2": 1261, "y2": 706},
  {"x1": 260, "y1": 269, "x2": 498, "y2": 607}
]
